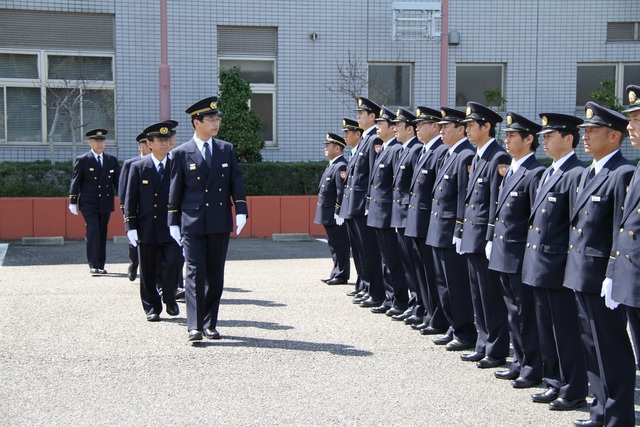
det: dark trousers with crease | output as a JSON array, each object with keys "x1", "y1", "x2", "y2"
[{"x1": 81, "y1": 209, "x2": 110, "y2": 270}]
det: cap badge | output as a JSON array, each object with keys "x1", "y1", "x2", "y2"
[
  {"x1": 210, "y1": 101, "x2": 218, "y2": 110},
  {"x1": 441, "y1": 109, "x2": 446, "y2": 118},
  {"x1": 160, "y1": 127, "x2": 169, "y2": 135},
  {"x1": 416, "y1": 108, "x2": 422, "y2": 117},
  {"x1": 343, "y1": 119, "x2": 347, "y2": 126},
  {"x1": 380, "y1": 108, "x2": 385, "y2": 116},
  {"x1": 541, "y1": 116, "x2": 548, "y2": 126},
  {"x1": 358, "y1": 99, "x2": 363, "y2": 106},
  {"x1": 507, "y1": 115, "x2": 513, "y2": 125},
  {"x1": 466, "y1": 106, "x2": 472, "y2": 116},
  {"x1": 326, "y1": 133, "x2": 331, "y2": 140},
  {"x1": 630, "y1": 91, "x2": 637, "y2": 104},
  {"x1": 586, "y1": 108, "x2": 594, "y2": 119},
  {"x1": 96, "y1": 131, "x2": 103, "y2": 136}
]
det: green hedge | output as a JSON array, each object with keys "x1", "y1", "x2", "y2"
[{"x1": 0, "y1": 160, "x2": 327, "y2": 197}]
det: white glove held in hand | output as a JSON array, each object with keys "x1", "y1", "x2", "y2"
[
  {"x1": 68, "y1": 204, "x2": 78, "y2": 215},
  {"x1": 334, "y1": 214, "x2": 344, "y2": 226},
  {"x1": 236, "y1": 214, "x2": 247, "y2": 235},
  {"x1": 453, "y1": 236, "x2": 463, "y2": 255},
  {"x1": 601, "y1": 278, "x2": 620, "y2": 310},
  {"x1": 169, "y1": 225, "x2": 182, "y2": 246},
  {"x1": 127, "y1": 229, "x2": 138, "y2": 247},
  {"x1": 485, "y1": 241, "x2": 493, "y2": 261}
]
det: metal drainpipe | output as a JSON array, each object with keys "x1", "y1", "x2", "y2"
[
  {"x1": 440, "y1": 0, "x2": 449, "y2": 107},
  {"x1": 159, "y1": 0, "x2": 171, "y2": 121}
]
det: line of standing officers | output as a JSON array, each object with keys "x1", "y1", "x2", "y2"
[{"x1": 314, "y1": 86, "x2": 640, "y2": 427}]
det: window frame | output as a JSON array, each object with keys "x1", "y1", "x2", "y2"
[
  {"x1": 576, "y1": 62, "x2": 640, "y2": 109},
  {"x1": 455, "y1": 63, "x2": 506, "y2": 110},
  {"x1": 367, "y1": 62, "x2": 413, "y2": 108}
]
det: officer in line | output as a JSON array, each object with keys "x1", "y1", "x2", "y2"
[
  {"x1": 425, "y1": 108, "x2": 477, "y2": 351},
  {"x1": 487, "y1": 112, "x2": 545, "y2": 389},
  {"x1": 314, "y1": 132, "x2": 350, "y2": 285},
  {"x1": 69, "y1": 129, "x2": 121, "y2": 275},
  {"x1": 405, "y1": 106, "x2": 449, "y2": 332},
  {"x1": 125, "y1": 121, "x2": 182, "y2": 321},
  {"x1": 564, "y1": 102, "x2": 636, "y2": 427},
  {"x1": 168, "y1": 96, "x2": 248, "y2": 342},
  {"x1": 522, "y1": 113, "x2": 588, "y2": 410},
  {"x1": 119, "y1": 132, "x2": 152, "y2": 282}
]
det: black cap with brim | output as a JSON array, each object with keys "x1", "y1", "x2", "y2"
[
  {"x1": 86, "y1": 128, "x2": 108, "y2": 140},
  {"x1": 623, "y1": 85, "x2": 640, "y2": 113},
  {"x1": 438, "y1": 107, "x2": 466, "y2": 124},
  {"x1": 503, "y1": 111, "x2": 542, "y2": 134},
  {"x1": 537, "y1": 113, "x2": 583, "y2": 135},
  {"x1": 324, "y1": 132, "x2": 346, "y2": 147},
  {"x1": 579, "y1": 102, "x2": 628, "y2": 133}
]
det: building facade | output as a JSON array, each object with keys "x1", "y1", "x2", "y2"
[{"x1": 0, "y1": 0, "x2": 638, "y2": 163}]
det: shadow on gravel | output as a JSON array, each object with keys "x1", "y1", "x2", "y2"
[
  {"x1": 217, "y1": 319, "x2": 294, "y2": 330},
  {"x1": 190, "y1": 335, "x2": 373, "y2": 356},
  {"x1": 221, "y1": 298, "x2": 286, "y2": 307}
]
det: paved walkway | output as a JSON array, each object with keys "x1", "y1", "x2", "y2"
[{"x1": 1, "y1": 238, "x2": 638, "y2": 426}]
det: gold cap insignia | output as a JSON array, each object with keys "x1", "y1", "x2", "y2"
[
  {"x1": 507, "y1": 115, "x2": 513, "y2": 125},
  {"x1": 466, "y1": 106, "x2": 472, "y2": 116},
  {"x1": 342, "y1": 119, "x2": 347, "y2": 126},
  {"x1": 380, "y1": 108, "x2": 385, "y2": 116},
  {"x1": 586, "y1": 108, "x2": 594, "y2": 119},
  {"x1": 358, "y1": 99, "x2": 363, "y2": 106},
  {"x1": 416, "y1": 108, "x2": 422, "y2": 117},
  {"x1": 210, "y1": 101, "x2": 217, "y2": 110},
  {"x1": 441, "y1": 109, "x2": 446, "y2": 118},
  {"x1": 630, "y1": 91, "x2": 637, "y2": 104},
  {"x1": 96, "y1": 131, "x2": 103, "y2": 136},
  {"x1": 326, "y1": 133, "x2": 331, "y2": 140},
  {"x1": 396, "y1": 109, "x2": 401, "y2": 116},
  {"x1": 160, "y1": 127, "x2": 169, "y2": 135},
  {"x1": 541, "y1": 116, "x2": 548, "y2": 126}
]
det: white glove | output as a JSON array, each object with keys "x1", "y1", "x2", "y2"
[
  {"x1": 365, "y1": 209, "x2": 369, "y2": 216},
  {"x1": 453, "y1": 236, "x2": 463, "y2": 255},
  {"x1": 236, "y1": 214, "x2": 247, "y2": 235},
  {"x1": 485, "y1": 241, "x2": 493, "y2": 261},
  {"x1": 600, "y1": 278, "x2": 620, "y2": 310},
  {"x1": 68, "y1": 204, "x2": 78, "y2": 215},
  {"x1": 334, "y1": 214, "x2": 344, "y2": 226},
  {"x1": 127, "y1": 229, "x2": 138, "y2": 247},
  {"x1": 169, "y1": 225, "x2": 182, "y2": 246}
]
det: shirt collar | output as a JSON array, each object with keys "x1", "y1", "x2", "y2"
[
  {"x1": 475, "y1": 138, "x2": 495, "y2": 159},
  {"x1": 591, "y1": 149, "x2": 619, "y2": 175},
  {"x1": 448, "y1": 137, "x2": 467, "y2": 155},
  {"x1": 329, "y1": 154, "x2": 343, "y2": 165},
  {"x1": 151, "y1": 154, "x2": 166, "y2": 169},
  {"x1": 551, "y1": 151, "x2": 575, "y2": 172},
  {"x1": 510, "y1": 152, "x2": 534, "y2": 173},
  {"x1": 194, "y1": 134, "x2": 212, "y2": 151},
  {"x1": 423, "y1": 135, "x2": 440, "y2": 152}
]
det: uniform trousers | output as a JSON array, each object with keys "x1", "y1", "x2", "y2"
[
  {"x1": 625, "y1": 306, "x2": 640, "y2": 369},
  {"x1": 323, "y1": 223, "x2": 350, "y2": 281},
  {"x1": 431, "y1": 247, "x2": 476, "y2": 343},
  {"x1": 410, "y1": 237, "x2": 447, "y2": 329},
  {"x1": 499, "y1": 272, "x2": 542, "y2": 381},
  {"x1": 396, "y1": 228, "x2": 420, "y2": 314},
  {"x1": 182, "y1": 232, "x2": 230, "y2": 331},
  {"x1": 344, "y1": 218, "x2": 367, "y2": 293},
  {"x1": 348, "y1": 215, "x2": 384, "y2": 301},
  {"x1": 374, "y1": 227, "x2": 407, "y2": 309},
  {"x1": 468, "y1": 254, "x2": 509, "y2": 358},
  {"x1": 532, "y1": 286, "x2": 587, "y2": 400},
  {"x1": 81, "y1": 209, "x2": 110, "y2": 269},
  {"x1": 138, "y1": 241, "x2": 181, "y2": 316},
  {"x1": 574, "y1": 292, "x2": 636, "y2": 426},
  {"x1": 129, "y1": 244, "x2": 139, "y2": 271}
]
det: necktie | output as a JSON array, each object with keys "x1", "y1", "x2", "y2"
[
  {"x1": 158, "y1": 162, "x2": 164, "y2": 178},
  {"x1": 504, "y1": 167, "x2": 513, "y2": 183},
  {"x1": 470, "y1": 154, "x2": 479, "y2": 173},
  {"x1": 203, "y1": 142, "x2": 211, "y2": 166},
  {"x1": 543, "y1": 166, "x2": 555, "y2": 185},
  {"x1": 584, "y1": 166, "x2": 595, "y2": 186},
  {"x1": 97, "y1": 155, "x2": 102, "y2": 167}
]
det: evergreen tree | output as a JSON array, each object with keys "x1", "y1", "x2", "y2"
[{"x1": 218, "y1": 66, "x2": 265, "y2": 162}]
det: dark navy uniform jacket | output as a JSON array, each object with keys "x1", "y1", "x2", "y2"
[
  {"x1": 125, "y1": 155, "x2": 173, "y2": 244},
  {"x1": 340, "y1": 128, "x2": 381, "y2": 219},
  {"x1": 608, "y1": 163, "x2": 640, "y2": 307},
  {"x1": 168, "y1": 138, "x2": 248, "y2": 234},
  {"x1": 391, "y1": 137, "x2": 422, "y2": 228},
  {"x1": 488, "y1": 154, "x2": 545, "y2": 274},
  {"x1": 69, "y1": 150, "x2": 120, "y2": 213},
  {"x1": 460, "y1": 140, "x2": 510, "y2": 253},
  {"x1": 564, "y1": 151, "x2": 634, "y2": 294},
  {"x1": 522, "y1": 153, "x2": 585, "y2": 289},
  {"x1": 119, "y1": 156, "x2": 144, "y2": 215},
  {"x1": 425, "y1": 138, "x2": 475, "y2": 249},
  {"x1": 314, "y1": 155, "x2": 348, "y2": 225},
  {"x1": 366, "y1": 139, "x2": 400, "y2": 228},
  {"x1": 404, "y1": 138, "x2": 447, "y2": 238}
]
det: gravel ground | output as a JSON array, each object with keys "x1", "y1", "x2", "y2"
[{"x1": 1, "y1": 238, "x2": 638, "y2": 426}]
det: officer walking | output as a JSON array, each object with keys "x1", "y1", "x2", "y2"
[
  {"x1": 69, "y1": 129, "x2": 121, "y2": 275},
  {"x1": 168, "y1": 96, "x2": 248, "y2": 342}
]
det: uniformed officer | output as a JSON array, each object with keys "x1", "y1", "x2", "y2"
[
  {"x1": 119, "y1": 132, "x2": 152, "y2": 281},
  {"x1": 521, "y1": 113, "x2": 588, "y2": 410},
  {"x1": 459, "y1": 102, "x2": 511, "y2": 367},
  {"x1": 69, "y1": 129, "x2": 121, "y2": 275},
  {"x1": 564, "y1": 102, "x2": 636, "y2": 427},
  {"x1": 404, "y1": 106, "x2": 449, "y2": 331},
  {"x1": 125, "y1": 121, "x2": 182, "y2": 321},
  {"x1": 366, "y1": 107, "x2": 403, "y2": 314},
  {"x1": 425, "y1": 107, "x2": 477, "y2": 351},
  {"x1": 314, "y1": 132, "x2": 350, "y2": 285},
  {"x1": 168, "y1": 96, "x2": 248, "y2": 342},
  {"x1": 487, "y1": 112, "x2": 545, "y2": 389}
]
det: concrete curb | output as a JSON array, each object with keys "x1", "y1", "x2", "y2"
[
  {"x1": 272, "y1": 233, "x2": 311, "y2": 242},
  {"x1": 21, "y1": 236, "x2": 64, "y2": 246}
]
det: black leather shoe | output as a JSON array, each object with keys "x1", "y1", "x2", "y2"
[
  {"x1": 511, "y1": 377, "x2": 541, "y2": 389},
  {"x1": 460, "y1": 351, "x2": 485, "y2": 362},
  {"x1": 326, "y1": 278, "x2": 348, "y2": 285},
  {"x1": 494, "y1": 369, "x2": 519, "y2": 380},
  {"x1": 421, "y1": 326, "x2": 447, "y2": 335},
  {"x1": 531, "y1": 387, "x2": 559, "y2": 404},
  {"x1": 385, "y1": 307, "x2": 404, "y2": 317},
  {"x1": 203, "y1": 328, "x2": 221, "y2": 340},
  {"x1": 411, "y1": 322, "x2": 429, "y2": 330},
  {"x1": 433, "y1": 335, "x2": 453, "y2": 345},
  {"x1": 573, "y1": 420, "x2": 603, "y2": 427},
  {"x1": 370, "y1": 304, "x2": 390, "y2": 313},
  {"x1": 90, "y1": 268, "x2": 100, "y2": 276},
  {"x1": 445, "y1": 338, "x2": 474, "y2": 351},
  {"x1": 352, "y1": 293, "x2": 370, "y2": 304},
  {"x1": 321, "y1": 278, "x2": 332, "y2": 283},
  {"x1": 346, "y1": 289, "x2": 359, "y2": 297},
  {"x1": 166, "y1": 304, "x2": 179, "y2": 316},
  {"x1": 403, "y1": 315, "x2": 423, "y2": 325},
  {"x1": 128, "y1": 263, "x2": 137, "y2": 281},
  {"x1": 391, "y1": 310, "x2": 413, "y2": 320},
  {"x1": 476, "y1": 356, "x2": 506, "y2": 368},
  {"x1": 188, "y1": 330, "x2": 203, "y2": 341},
  {"x1": 549, "y1": 398, "x2": 586, "y2": 411},
  {"x1": 359, "y1": 298, "x2": 384, "y2": 308},
  {"x1": 175, "y1": 288, "x2": 185, "y2": 301},
  {"x1": 146, "y1": 313, "x2": 160, "y2": 322},
  {"x1": 98, "y1": 269, "x2": 107, "y2": 274}
]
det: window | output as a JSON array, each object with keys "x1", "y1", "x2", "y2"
[
  {"x1": 607, "y1": 22, "x2": 640, "y2": 42},
  {"x1": 0, "y1": 50, "x2": 115, "y2": 145},
  {"x1": 456, "y1": 64, "x2": 505, "y2": 109},
  {"x1": 576, "y1": 63, "x2": 639, "y2": 108},
  {"x1": 368, "y1": 63, "x2": 412, "y2": 107}
]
